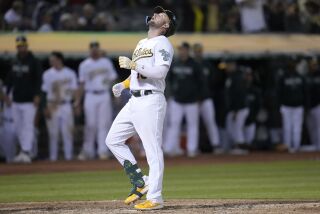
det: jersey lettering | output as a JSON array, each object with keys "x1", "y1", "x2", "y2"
[{"x1": 132, "y1": 48, "x2": 153, "y2": 62}]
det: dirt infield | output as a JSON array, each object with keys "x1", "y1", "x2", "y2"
[
  {"x1": 0, "y1": 200, "x2": 320, "y2": 214},
  {"x1": 1, "y1": 152, "x2": 320, "y2": 175}
]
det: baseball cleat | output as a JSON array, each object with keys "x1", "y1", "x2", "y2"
[
  {"x1": 134, "y1": 200, "x2": 163, "y2": 210},
  {"x1": 124, "y1": 185, "x2": 149, "y2": 205},
  {"x1": 13, "y1": 152, "x2": 31, "y2": 164}
]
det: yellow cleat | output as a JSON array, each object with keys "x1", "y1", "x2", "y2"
[
  {"x1": 134, "y1": 200, "x2": 163, "y2": 210},
  {"x1": 124, "y1": 185, "x2": 148, "y2": 205}
]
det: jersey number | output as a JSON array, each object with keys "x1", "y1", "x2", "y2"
[{"x1": 137, "y1": 73, "x2": 147, "y2": 79}]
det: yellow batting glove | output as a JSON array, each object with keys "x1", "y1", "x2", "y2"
[{"x1": 119, "y1": 56, "x2": 137, "y2": 70}]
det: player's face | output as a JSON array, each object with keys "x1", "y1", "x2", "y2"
[
  {"x1": 49, "y1": 55, "x2": 61, "y2": 68},
  {"x1": 178, "y1": 47, "x2": 189, "y2": 60},
  {"x1": 90, "y1": 46, "x2": 100, "y2": 58},
  {"x1": 226, "y1": 62, "x2": 236, "y2": 73},
  {"x1": 148, "y1": 12, "x2": 170, "y2": 29},
  {"x1": 193, "y1": 47, "x2": 203, "y2": 58},
  {"x1": 16, "y1": 45, "x2": 28, "y2": 55}
]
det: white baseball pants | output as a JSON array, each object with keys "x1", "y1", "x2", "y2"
[
  {"x1": 46, "y1": 104, "x2": 74, "y2": 161},
  {"x1": 269, "y1": 128, "x2": 282, "y2": 144},
  {"x1": 106, "y1": 93, "x2": 166, "y2": 203},
  {"x1": 0, "y1": 106, "x2": 17, "y2": 163},
  {"x1": 12, "y1": 102, "x2": 36, "y2": 153},
  {"x1": 307, "y1": 104, "x2": 320, "y2": 151},
  {"x1": 164, "y1": 100, "x2": 199, "y2": 154},
  {"x1": 226, "y1": 108, "x2": 249, "y2": 144},
  {"x1": 280, "y1": 105, "x2": 304, "y2": 151},
  {"x1": 200, "y1": 98, "x2": 220, "y2": 146},
  {"x1": 244, "y1": 123, "x2": 256, "y2": 144},
  {"x1": 83, "y1": 92, "x2": 112, "y2": 158}
]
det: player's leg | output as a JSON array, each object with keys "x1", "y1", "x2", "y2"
[
  {"x1": 60, "y1": 104, "x2": 74, "y2": 161},
  {"x1": 244, "y1": 123, "x2": 256, "y2": 145},
  {"x1": 105, "y1": 101, "x2": 147, "y2": 204},
  {"x1": 292, "y1": 107, "x2": 304, "y2": 152},
  {"x1": 232, "y1": 108, "x2": 249, "y2": 144},
  {"x1": 2, "y1": 118, "x2": 17, "y2": 163},
  {"x1": 226, "y1": 111, "x2": 235, "y2": 143},
  {"x1": 81, "y1": 94, "x2": 97, "y2": 159},
  {"x1": 163, "y1": 99, "x2": 184, "y2": 156},
  {"x1": 306, "y1": 108, "x2": 317, "y2": 147},
  {"x1": 20, "y1": 103, "x2": 36, "y2": 153},
  {"x1": 13, "y1": 103, "x2": 36, "y2": 163},
  {"x1": 185, "y1": 102, "x2": 200, "y2": 157},
  {"x1": 97, "y1": 94, "x2": 112, "y2": 159},
  {"x1": 314, "y1": 105, "x2": 320, "y2": 151},
  {"x1": 12, "y1": 103, "x2": 22, "y2": 148},
  {"x1": 162, "y1": 98, "x2": 172, "y2": 146},
  {"x1": 200, "y1": 98, "x2": 220, "y2": 146},
  {"x1": 280, "y1": 106, "x2": 293, "y2": 150},
  {"x1": 131, "y1": 94, "x2": 166, "y2": 205},
  {"x1": 46, "y1": 108, "x2": 59, "y2": 161}
]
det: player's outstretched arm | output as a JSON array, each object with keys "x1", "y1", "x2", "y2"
[
  {"x1": 118, "y1": 56, "x2": 168, "y2": 79},
  {"x1": 112, "y1": 76, "x2": 131, "y2": 97}
]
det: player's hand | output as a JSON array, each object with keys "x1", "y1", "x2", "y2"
[
  {"x1": 3, "y1": 95, "x2": 12, "y2": 107},
  {"x1": 119, "y1": 56, "x2": 136, "y2": 70},
  {"x1": 112, "y1": 82, "x2": 125, "y2": 97},
  {"x1": 33, "y1": 95, "x2": 40, "y2": 107},
  {"x1": 44, "y1": 107, "x2": 51, "y2": 119}
]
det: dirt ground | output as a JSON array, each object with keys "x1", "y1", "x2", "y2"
[
  {"x1": 1, "y1": 152, "x2": 320, "y2": 213},
  {"x1": 0, "y1": 200, "x2": 320, "y2": 214}
]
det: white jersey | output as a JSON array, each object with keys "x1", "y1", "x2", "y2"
[
  {"x1": 130, "y1": 35, "x2": 174, "y2": 92},
  {"x1": 79, "y1": 57, "x2": 118, "y2": 91},
  {"x1": 42, "y1": 67, "x2": 78, "y2": 102}
]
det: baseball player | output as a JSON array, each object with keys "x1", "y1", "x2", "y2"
[
  {"x1": 105, "y1": 6, "x2": 176, "y2": 210},
  {"x1": 224, "y1": 60, "x2": 249, "y2": 154},
  {"x1": 306, "y1": 57, "x2": 320, "y2": 151},
  {"x1": 41, "y1": 52, "x2": 78, "y2": 161},
  {"x1": 244, "y1": 68, "x2": 261, "y2": 146},
  {"x1": 278, "y1": 58, "x2": 306, "y2": 153},
  {"x1": 0, "y1": 80, "x2": 17, "y2": 163},
  {"x1": 77, "y1": 41, "x2": 118, "y2": 160},
  {"x1": 192, "y1": 43, "x2": 220, "y2": 149},
  {"x1": 164, "y1": 42, "x2": 202, "y2": 158},
  {"x1": 4, "y1": 35, "x2": 41, "y2": 163}
]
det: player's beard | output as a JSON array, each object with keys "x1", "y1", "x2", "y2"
[{"x1": 147, "y1": 19, "x2": 156, "y2": 27}]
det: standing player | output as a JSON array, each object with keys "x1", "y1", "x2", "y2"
[
  {"x1": 77, "y1": 41, "x2": 118, "y2": 160},
  {"x1": 106, "y1": 6, "x2": 176, "y2": 210},
  {"x1": 306, "y1": 57, "x2": 320, "y2": 151},
  {"x1": 224, "y1": 60, "x2": 249, "y2": 154},
  {"x1": 4, "y1": 35, "x2": 41, "y2": 163},
  {"x1": 41, "y1": 52, "x2": 78, "y2": 161},
  {"x1": 193, "y1": 43, "x2": 220, "y2": 149},
  {"x1": 278, "y1": 58, "x2": 305, "y2": 153},
  {"x1": 164, "y1": 42, "x2": 202, "y2": 158},
  {"x1": 0, "y1": 79, "x2": 17, "y2": 163}
]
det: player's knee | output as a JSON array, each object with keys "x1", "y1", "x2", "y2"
[{"x1": 105, "y1": 134, "x2": 115, "y2": 147}]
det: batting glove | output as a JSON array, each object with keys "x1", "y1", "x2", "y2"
[
  {"x1": 112, "y1": 82, "x2": 125, "y2": 97},
  {"x1": 119, "y1": 56, "x2": 137, "y2": 70}
]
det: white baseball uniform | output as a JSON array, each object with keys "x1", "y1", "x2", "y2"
[
  {"x1": 0, "y1": 83, "x2": 17, "y2": 163},
  {"x1": 106, "y1": 35, "x2": 174, "y2": 204},
  {"x1": 280, "y1": 105, "x2": 304, "y2": 152},
  {"x1": 307, "y1": 104, "x2": 320, "y2": 151},
  {"x1": 79, "y1": 57, "x2": 118, "y2": 158},
  {"x1": 42, "y1": 67, "x2": 78, "y2": 161}
]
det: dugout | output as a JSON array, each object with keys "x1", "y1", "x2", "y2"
[{"x1": 1, "y1": 33, "x2": 320, "y2": 158}]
